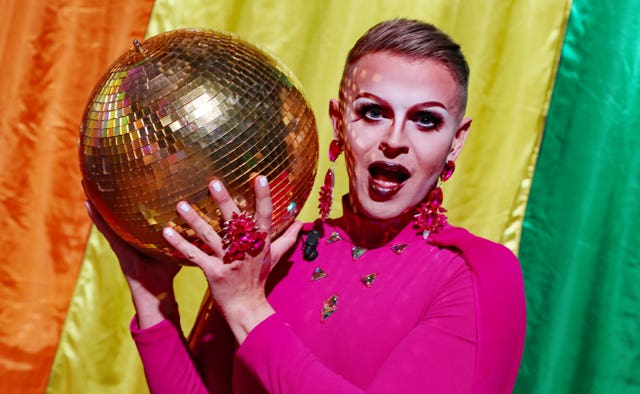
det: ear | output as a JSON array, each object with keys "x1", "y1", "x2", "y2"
[
  {"x1": 447, "y1": 116, "x2": 471, "y2": 162},
  {"x1": 329, "y1": 98, "x2": 343, "y2": 140}
]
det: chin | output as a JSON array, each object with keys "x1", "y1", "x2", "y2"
[{"x1": 356, "y1": 198, "x2": 413, "y2": 221}]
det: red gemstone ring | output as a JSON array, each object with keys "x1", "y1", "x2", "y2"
[{"x1": 221, "y1": 212, "x2": 267, "y2": 264}]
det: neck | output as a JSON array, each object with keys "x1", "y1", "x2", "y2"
[{"x1": 339, "y1": 195, "x2": 414, "y2": 248}]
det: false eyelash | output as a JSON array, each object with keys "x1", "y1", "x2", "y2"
[
  {"x1": 411, "y1": 110, "x2": 444, "y2": 130},
  {"x1": 353, "y1": 102, "x2": 385, "y2": 121}
]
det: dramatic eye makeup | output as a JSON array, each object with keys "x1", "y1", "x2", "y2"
[
  {"x1": 409, "y1": 109, "x2": 444, "y2": 131},
  {"x1": 350, "y1": 94, "x2": 447, "y2": 131},
  {"x1": 353, "y1": 100, "x2": 388, "y2": 122}
]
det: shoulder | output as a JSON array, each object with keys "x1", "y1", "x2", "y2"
[
  {"x1": 429, "y1": 224, "x2": 525, "y2": 332},
  {"x1": 428, "y1": 225, "x2": 519, "y2": 275}
]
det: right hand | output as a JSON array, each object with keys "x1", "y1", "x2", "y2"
[
  {"x1": 160, "y1": 176, "x2": 302, "y2": 344},
  {"x1": 85, "y1": 200, "x2": 181, "y2": 328}
]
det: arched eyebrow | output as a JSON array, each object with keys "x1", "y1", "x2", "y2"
[{"x1": 353, "y1": 92, "x2": 448, "y2": 111}]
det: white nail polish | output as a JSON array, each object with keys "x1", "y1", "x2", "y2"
[
  {"x1": 163, "y1": 227, "x2": 174, "y2": 237},
  {"x1": 212, "y1": 181, "x2": 222, "y2": 192},
  {"x1": 179, "y1": 202, "x2": 190, "y2": 213},
  {"x1": 259, "y1": 176, "x2": 268, "y2": 187}
]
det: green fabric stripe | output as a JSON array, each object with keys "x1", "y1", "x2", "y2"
[{"x1": 516, "y1": 1, "x2": 640, "y2": 393}]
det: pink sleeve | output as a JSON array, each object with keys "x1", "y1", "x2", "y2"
[
  {"x1": 431, "y1": 227, "x2": 526, "y2": 393},
  {"x1": 235, "y1": 263, "x2": 477, "y2": 394},
  {"x1": 235, "y1": 314, "x2": 475, "y2": 394},
  {"x1": 131, "y1": 317, "x2": 209, "y2": 394},
  {"x1": 235, "y1": 313, "x2": 364, "y2": 393}
]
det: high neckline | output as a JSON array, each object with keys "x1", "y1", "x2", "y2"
[{"x1": 334, "y1": 195, "x2": 416, "y2": 249}]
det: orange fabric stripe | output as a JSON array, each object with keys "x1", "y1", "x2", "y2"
[{"x1": 0, "y1": 1, "x2": 154, "y2": 392}]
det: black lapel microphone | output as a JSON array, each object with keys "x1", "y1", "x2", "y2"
[{"x1": 303, "y1": 229, "x2": 321, "y2": 261}]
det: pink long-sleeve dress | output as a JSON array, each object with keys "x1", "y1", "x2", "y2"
[{"x1": 131, "y1": 205, "x2": 526, "y2": 393}]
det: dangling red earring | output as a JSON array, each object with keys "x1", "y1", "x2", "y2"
[
  {"x1": 414, "y1": 160, "x2": 455, "y2": 238},
  {"x1": 318, "y1": 140, "x2": 342, "y2": 220},
  {"x1": 440, "y1": 160, "x2": 455, "y2": 182}
]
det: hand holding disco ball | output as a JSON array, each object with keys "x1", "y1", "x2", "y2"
[{"x1": 79, "y1": 29, "x2": 319, "y2": 265}]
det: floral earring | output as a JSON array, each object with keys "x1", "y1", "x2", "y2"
[
  {"x1": 318, "y1": 139, "x2": 342, "y2": 220},
  {"x1": 414, "y1": 160, "x2": 455, "y2": 238}
]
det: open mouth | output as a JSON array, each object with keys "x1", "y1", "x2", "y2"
[{"x1": 368, "y1": 161, "x2": 410, "y2": 199}]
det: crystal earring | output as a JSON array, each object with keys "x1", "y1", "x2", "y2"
[
  {"x1": 414, "y1": 160, "x2": 455, "y2": 238},
  {"x1": 440, "y1": 160, "x2": 455, "y2": 182},
  {"x1": 318, "y1": 139, "x2": 342, "y2": 220}
]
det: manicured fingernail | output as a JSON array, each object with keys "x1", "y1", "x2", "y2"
[
  {"x1": 178, "y1": 202, "x2": 190, "y2": 213},
  {"x1": 258, "y1": 176, "x2": 268, "y2": 187},
  {"x1": 211, "y1": 181, "x2": 222, "y2": 192},
  {"x1": 163, "y1": 227, "x2": 175, "y2": 237}
]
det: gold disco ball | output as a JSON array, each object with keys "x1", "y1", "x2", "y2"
[{"x1": 79, "y1": 28, "x2": 319, "y2": 264}]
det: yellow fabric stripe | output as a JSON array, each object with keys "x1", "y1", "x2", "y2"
[{"x1": 48, "y1": 1, "x2": 570, "y2": 392}]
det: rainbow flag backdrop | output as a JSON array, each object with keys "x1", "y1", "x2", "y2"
[{"x1": 0, "y1": 0, "x2": 638, "y2": 393}]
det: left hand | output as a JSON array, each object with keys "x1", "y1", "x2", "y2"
[{"x1": 161, "y1": 175, "x2": 302, "y2": 343}]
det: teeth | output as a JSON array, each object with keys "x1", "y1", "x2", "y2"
[
  {"x1": 371, "y1": 178, "x2": 399, "y2": 194},
  {"x1": 373, "y1": 178, "x2": 399, "y2": 187}
]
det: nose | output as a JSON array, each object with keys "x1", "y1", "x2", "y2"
[{"x1": 378, "y1": 123, "x2": 409, "y2": 158}]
